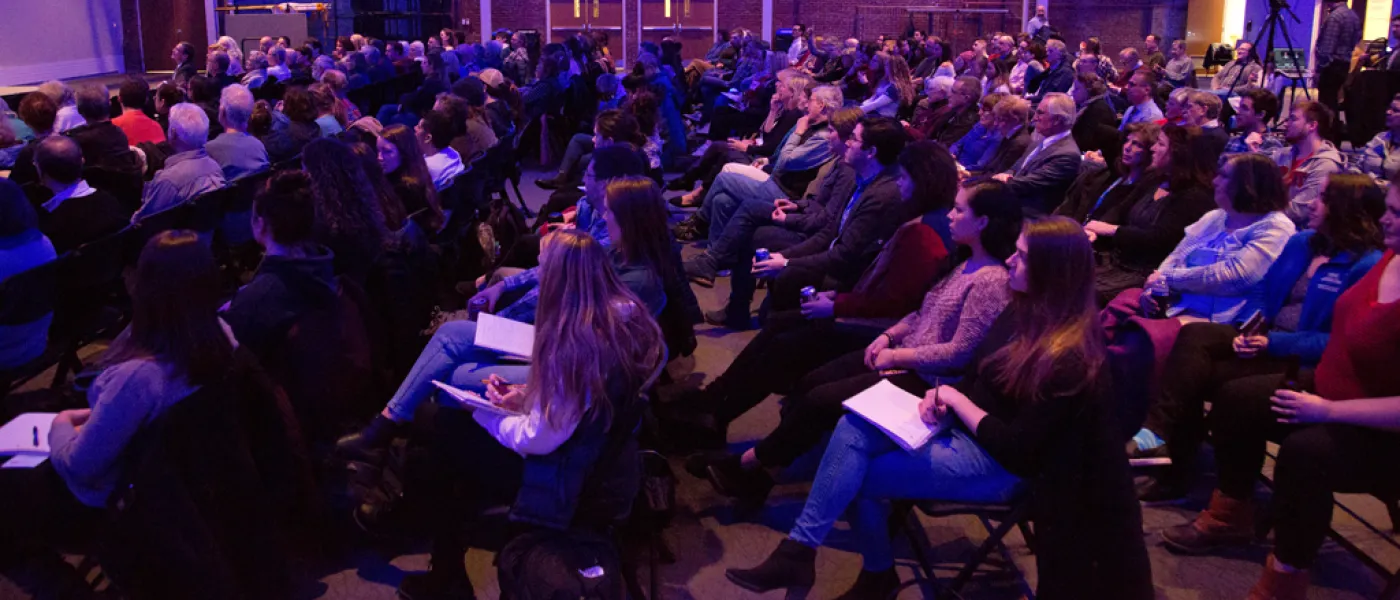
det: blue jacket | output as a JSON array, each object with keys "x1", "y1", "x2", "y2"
[{"x1": 1260, "y1": 230, "x2": 1382, "y2": 364}]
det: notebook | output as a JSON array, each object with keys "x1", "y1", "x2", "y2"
[
  {"x1": 842, "y1": 380, "x2": 943, "y2": 451},
  {"x1": 432, "y1": 380, "x2": 522, "y2": 417},
  {"x1": 0, "y1": 413, "x2": 57, "y2": 456},
  {"x1": 474, "y1": 313, "x2": 535, "y2": 360}
]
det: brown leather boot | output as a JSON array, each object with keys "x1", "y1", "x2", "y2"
[
  {"x1": 1245, "y1": 555, "x2": 1309, "y2": 600},
  {"x1": 1160, "y1": 490, "x2": 1255, "y2": 554}
]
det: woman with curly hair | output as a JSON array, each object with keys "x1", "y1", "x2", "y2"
[{"x1": 300, "y1": 137, "x2": 388, "y2": 282}]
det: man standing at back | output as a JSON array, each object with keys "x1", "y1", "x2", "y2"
[{"x1": 1314, "y1": 0, "x2": 1361, "y2": 117}]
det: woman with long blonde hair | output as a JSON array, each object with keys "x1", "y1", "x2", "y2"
[
  {"x1": 859, "y1": 51, "x2": 915, "y2": 118},
  {"x1": 727, "y1": 217, "x2": 1152, "y2": 600}
]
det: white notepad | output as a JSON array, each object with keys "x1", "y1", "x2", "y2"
[
  {"x1": 432, "y1": 380, "x2": 522, "y2": 417},
  {"x1": 474, "y1": 313, "x2": 535, "y2": 359},
  {"x1": 0, "y1": 413, "x2": 57, "y2": 455},
  {"x1": 842, "y1": 380, "x2": 943, "y2": 451}
]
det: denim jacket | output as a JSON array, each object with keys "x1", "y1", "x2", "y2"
[
  {"x1": 1259, "y1": 231, "x2": 1382, "y2": 365},
  {"x1": 1159, "y1": 209, "x2": 1295, "y2": 324}
]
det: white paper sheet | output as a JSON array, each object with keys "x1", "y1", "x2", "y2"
[
  {"x1": 474, "y1": 313, "x2": 536, "y2": 359},
  {"x1": 842, "y1": 380, "x2": 943, "y2": 452}
]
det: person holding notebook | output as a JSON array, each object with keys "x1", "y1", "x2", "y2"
[
  {"x1": 336, "y1": 178, "x2": 673, "y2": 460},
  {"x1": 692, "y1": 182, "x2": 1022, "y2": 507},
  {"x1": 726, "y1": 217, "x2": 1152, "y2": 600}
]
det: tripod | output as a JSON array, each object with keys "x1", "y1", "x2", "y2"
[{"x1": 1230, "y1": 0, "x2": 1312, "y2": 125}]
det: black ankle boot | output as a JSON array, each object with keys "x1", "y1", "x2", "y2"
[
  {"x1": 335, "y1": 415, "x2": 404, "y2": 463},
  {"x1": 396, "y1": 564, "x2": 475, "y2": 600},
  {"x1": 726, "y1": 538, "x2": 816, "y2": 595},
  {"x1": 832, "y1": 568, "x2": 900, "y2": 600}
]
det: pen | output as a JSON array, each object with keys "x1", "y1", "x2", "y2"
[{"x1": 32, "y1": 426, "x2": 39, "y2": 447}]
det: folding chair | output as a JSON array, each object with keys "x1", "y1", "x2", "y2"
[
  {"x1": 0, "y1": 257, "x2": 63, "y2": 395},
  {"x1": 898, "y1": 496, "x2": 1036, "y2": 600}
]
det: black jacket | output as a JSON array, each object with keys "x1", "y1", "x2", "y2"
[
  {"x1": 260, "y1": 121, "x2": 320, "y2": 164},
  {"x1": 1102, "y1": 178, "x2": 1215, "y2": 275},
  {"x1": 1006, "y1": 132, "x2": 1083, "y2": 215},
  {"x1": 36, "y1": 188, "x2": 129, "y2": 253},
  {"x1": 1030, "y1": 59, "x2": 1074, "y2": 97},
  {"x1": 783, "y1": 161, "x2": 858, "y2": 236},
  {"x1": 222, "y1": 247, "x2": 340, "y2": 360},
  {"x1": 976, "y1": 126, "x2": 1032, "y2": 177},
  {"x1": 1071, "y1": 97, "x2": 1120, "y2": 156},
  {"x1": 782, "y1": 165, "x2": 907, "y2": 285},
  {"x1": 65, "y1": 121, "x2": 141, "y2": 172},
  {"x1": 930, "y1": 103, "x2": 980, "y2": 147},
  {"x1": 956, "y1": 306, "x2": 1154, "y2": 600},
  {"x1": 1054, "y1": 166, "x2": 1144, "y2": 224}
]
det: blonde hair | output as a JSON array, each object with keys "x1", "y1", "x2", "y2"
[
  {"x1": 529, "y1": 230, "x2": 665, "y2": 430},
  {"x1": 781, "y1": 73, "x2": 814, "y2": 111},
  {"x1": 877, "y1": 52, "x2": 916, "y2": 108}
]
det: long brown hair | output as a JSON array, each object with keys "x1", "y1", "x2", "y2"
[
  {"x1": 988, "y1": 217, "x2": 1105, "y2": 402},
  {"x1": 349, "y1": 141, "x2": 409, "y2": 231},
  {"x1": 379, "y1": 124, "x2": 444, "y2": 228},
  {"x1": 603, "y1": 176, "x2": 677, "y2": 283},
  {"x1": 301, "y1": 138, "x2": 388, "y2": 257},
  {"x1": 1156, "y1": 125, "x2": 1215, "y2": 192},
  {"x1": 878, "y1": 52, "x2": 916, "y2": 108},
  {"x1": 528, "y1": 230, "x2": 665, "y2": 430},
  {"x1": 1314, "y1": 173, "x2": 1385, "y2": 256},
  {"x1": 104, "y1": 231, "x2": 234, "y2": 385}
]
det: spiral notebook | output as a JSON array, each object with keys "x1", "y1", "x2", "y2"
[
  {"x1": 432, "y1": 381, "x2": 522, "y2": 417},
  {"x1": 842, "y1": 380, "x2": 943, "y2": 451}
]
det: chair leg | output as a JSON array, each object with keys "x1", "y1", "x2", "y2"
[
  {"x1": 899, "y1": 505, "x2": 939, "y2": 587},
  {"x1": 509, "y1": 179, "x2": 535, "y2": 219}
]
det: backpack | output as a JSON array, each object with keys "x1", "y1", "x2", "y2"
[
  {"x1": 477, "y1": 195, "x2": 529, "y2": 269},
  {"x1": 497, "y1": 527, "x2": 626, "y2": 600}
]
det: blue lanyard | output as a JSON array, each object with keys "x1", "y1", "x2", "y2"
[{"x1": 1084, "y1": 176, "x2": 1128, "y2": 224}]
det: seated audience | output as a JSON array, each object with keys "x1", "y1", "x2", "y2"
[
  {"x1": 186, "y1": 76, "x2": 225, "y2": 140},
  {"x1": 1270, "y1": 102, "x2": 1344, "y2": 227},
  {"x1": 367, "y1": 228, "x2": 663, "y2": 599},
  {"x1": 1057, "y1": 122, "x2": 1159, "y2": 224},
  {"x1": 1009, "y1": 40, "x2": 1045, "y2": 95},
  {"x1": 1222, "y1": 88, "x2": 1283, "y2": 159},
  {"x1": 675, "y1": 85, "x2": 842, "y2": 243},
  {"x1": 921, "y1": 76, "x2": 982, "y2": 145},
  {"x1": 258, "y1": 88, "x2": 321, "y2": 163},
  {"x1": 172, "y1": 42, "x2": 199, "y2": 86},
  {"x1": 724, "y1": 117, "x2": 910, "y2": 326},
  {"x1": 416, "y1": 109, "x2": 464, "y2": 190},
  {"x1": 1184, "y1": 89, "x2": 1229, "y2": 155},
  {"x1": 1071, "y1": 73, "x2": 1120, "y2": 157},
  {"x1": 1115, "y1": 47, "x2": 1145, "y2": 89},
  {"x1": 204, "y1": 84, "x2": 270, "y2": 180},
  {"x1": 858, "y1": 52, "x2": 914, "y2": 118},
  {"x1": 1119, "y1": 69, "x2": 1165, "y2": 129},
  {"x1": 132, "y1": 103, "x2": 226, "y2": 221},
  {"x1": 31, "y1": 136, "x2": 128, "y2": 253},
  {"x1": 207, "y1": 50, "x2": 239, "y2": 89},
  {"x1": 267, "y1": 47, "x2": 292, "y2": 82},
  {"x1": 726, "y1": 217, "x2": 1153, "y2": 600},
  {"x1": 112, "y1": 78, "x2": 166, "y2": 146},
  {"x1": 1158, "y1": 182, "x2": 1400, "y2": 600},
  {"x1": 682, "y1": 108, "x2": 862, "y2": 287},
  {"x1": 38, "y1": 82, "x2": 85, "y2": 134},
  {"x1": 1210, "y1": 41, "x2": 1263, "y2": 96},
  {"x1": 433, "y1": 90, "x2": 495, "y2": 165},
  {"x1": 242, "y1": 51, "x2": 269, "y2": 89},
  {"x1": 6, "y1": 93, "x2": 58, "y2": 186},
  {"x1": 1027, "y1": 39, "x2": 1074, "y2": 100},
  {"x1": 376, "y1": 124, "x2": 446, "y2": 230},
  {"x1": 1135, "y1": 173, "x2": 1385, "y2": 501},
  {"x1": 950, "y1": 93, "x2": 1006, "y2": 172},
  {"x1": 991, "y1": 92, "x2": 1081, "y2": 215},
  {"x1": 1087, "y1": 125, "x2": 1217, "y2": 302},
  {"x1": 1163, "y1": 40, "x2": 1194, "y2": 88},
  {"x1": 1359, "y1": 93, "x2": 1400, "y2": 182},
  {"x1": 0, "y1": 180, "x2": 56, "y2": 370},
  {"x1": 320, "y1": 70, "x2": 362, "y2": 122},
  {"x1": 308, "y1": 82, "x2": 346, "y2": 137},
  {"x1": 301, "y1": 138, "x2": 389, "y2": 282},
  {"x1": 971, "y1": 95, "x2": 1033, "y2": 177}
]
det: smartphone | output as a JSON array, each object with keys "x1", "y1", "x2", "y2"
[{"x1": 1238, "y1": 309, "x2": 1266, "y2": 337}]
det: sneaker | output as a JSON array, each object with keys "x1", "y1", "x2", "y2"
[
  {"x1": 684, "y1": 253, "x2": 719, "y2": 287},
  {"x1": 1126, "y1": 439, "x2": 1172, "y2": 467}
]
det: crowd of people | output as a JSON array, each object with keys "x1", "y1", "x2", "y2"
[{"x1": 2, "y1": 3, "x2": 1400, "y2": 599}]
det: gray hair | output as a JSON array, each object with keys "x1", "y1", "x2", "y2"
[
  {"x1": 1039, "y1": 93, "x2": 1077, "y2": 129},
  {"x1": 409, "y1": 41, "x2": 425, "y2": 57},
  {"x1": 926, "y1": 75, "x2": 955, "y2": 97},
  {"x1": 1045, "y1": 39, "x2": 1066, "y2": 56},
  {"x1": 219, "y1": 84, "x2": 255, "y2": 130},
  {"x1": 168, "y1": 102, "x2": 210, "y2": 149},
  {"x1": 246, "y1": 50, "x2": 269, "y2": 70},
  {"x1": 38, "y1": 81, "x2": 75, "y2": 106},
  {"x1": 808, "y1": 85, "x2": 844, "y2": 117}
]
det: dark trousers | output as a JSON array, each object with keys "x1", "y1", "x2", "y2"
[
  {"x1": 1206, "y1": 367, "x2": 1314, "y2": 501},
  {"x1": 676, "y1": 143, "x2": 751, "y2": 191},
  {"x1": 708, "y1": 105, "x2": 764, "y2": 141},
  {"x1": 1146, "y1": 323, "x2": 1292, "y2": 483},
  {"x1": 1316, "y1": 61, "x2": 1350, "y2": 142},
  {"x1": 1272, "y1": 424, "x2": 1400, "y2": 568},
  {"x1": 752, "y1": 350, "x2": 931, "y2": 467},
  {"x1": 709, "y1": 310, "x2": 879, "y2": 425},
  {"x1": 0, "y1": 464, "x2": 103, "y2": 598},
  {"x1": 725, "y1": 224, "x2": 812, "y2": 323},
  {"x1": 419, "y1": 404, "x2": 524, "y2": 567}
]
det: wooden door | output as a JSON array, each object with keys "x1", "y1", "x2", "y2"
[
  {"x1": 550, "y1": 0, "x2": 626, "y2": 69},
  {"x1": 639, "y1": 0, "x2": 714, "y2": 61},
  {"x1": 137, "y1": 0, "x2": 208, "y2": 71}
]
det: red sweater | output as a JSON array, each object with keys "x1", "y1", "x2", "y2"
[
  {"x1": 1315, "y1": 250, "x2": 1400, "y2": 400},
  {"x1": 834, "y1": 222, "x2": 950, "y2": 319}
]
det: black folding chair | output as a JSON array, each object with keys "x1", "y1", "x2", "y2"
[
  {"x1": 898, "y1": 496, "x2": 1037, "y2": 600},
  {"x1": 0, "y1": 258, "x2": 63, "y2": 394}
]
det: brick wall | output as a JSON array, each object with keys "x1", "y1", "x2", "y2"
[
  {"x1": 451, "y1": 0, "x2": 482, "y2": 39},
  {"x1": 772, "y1": 0, "x2": 1024, "y2": 54},
  {"x1": 491, "y1": 0, "x2": 548, "y2": 33},
  {"x1": 1050, "y1": 0, "x2": 1189, "y2": 57}
]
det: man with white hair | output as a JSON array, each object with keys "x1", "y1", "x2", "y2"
[
  {"x1": 991, "y1": 92, "x2": 1081, "y2": 214},
  {"x1": 205, "y1": 85, "x2": 269, "y2": 180},
  {"x1": 133, "y1": 103, "x2": 226, "y2": 221},
  {"x1": 242, "y1": 51, "x2": 269, "y2": 89},
  {"x1": 38, "y1": 81, "x2": 86, "y2": 132},
  {"x1": 1027, "y1": 38, "x2": 1074, "y2": 99},
  {"x1": 267, "y1": 47, "x2": 292, "y2": 83}
]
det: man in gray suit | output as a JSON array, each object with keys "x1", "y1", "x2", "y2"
[{"x1": 992, "y1": 92, "x2": 1082, "y2": 215}]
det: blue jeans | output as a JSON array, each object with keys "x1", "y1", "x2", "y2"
[
  {"x1": 384, "y1": 320, "x2": 532, "y2": 422},
  {"x1": 789, "y1": 415, "x2": 1022, "y2": 571},
  {"x1": 708, "y1": 196, "x2": 780, "y2": 266},
  {"x1": 700, "y1": 171, "x2": 785, "y2": 245}
]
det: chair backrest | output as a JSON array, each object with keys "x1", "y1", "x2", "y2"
[
  {"x1": 83, "y1": 164, "x2": 145, "y2": 214},
  {"x1": 0, "y1": 257, "x2": 61, "y2": 327}
]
